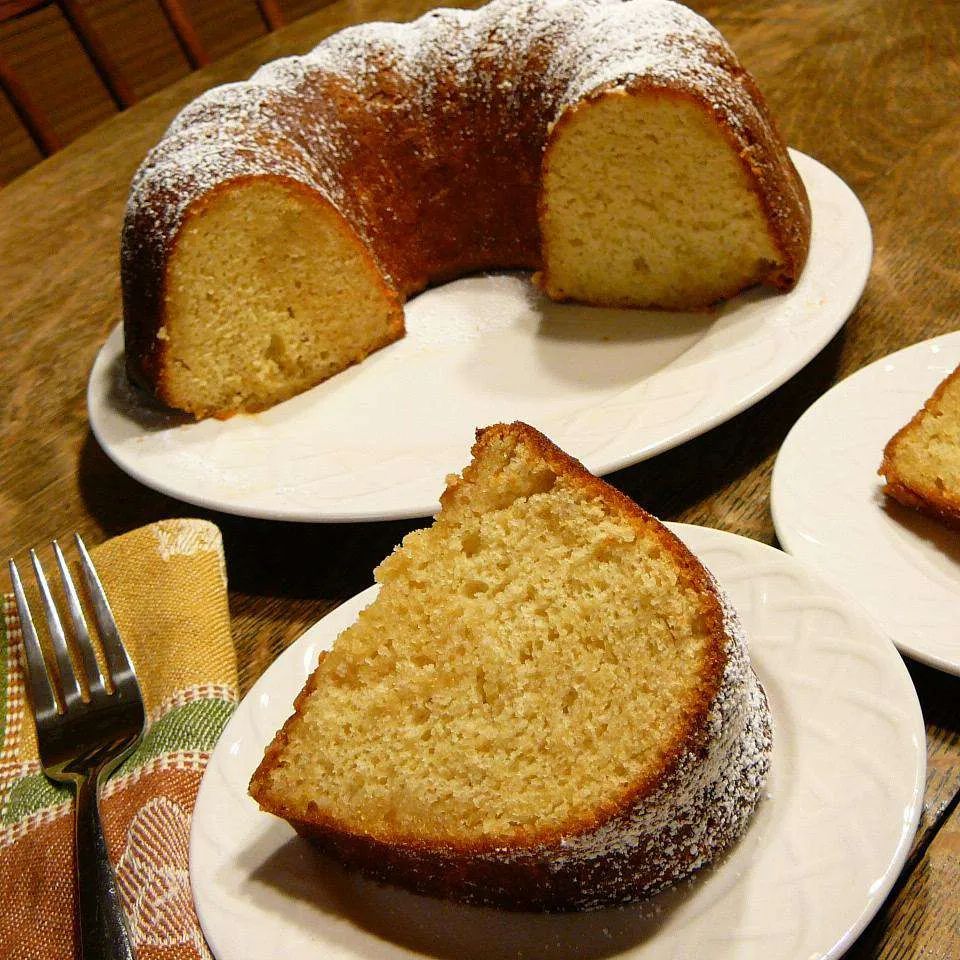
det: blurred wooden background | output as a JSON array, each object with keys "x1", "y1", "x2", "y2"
[{"x1": 0, "y1": 0, "x2": 329, "y2": 184}]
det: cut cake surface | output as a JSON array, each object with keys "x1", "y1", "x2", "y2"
[
  {"x1": 880, "y1": 362, "x2": 960, "y2": 528},
  {"x1": 250, "y1": 422, "x2": 771, "y2": 909}
]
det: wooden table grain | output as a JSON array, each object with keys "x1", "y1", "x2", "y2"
[{"x1": 1, "y1": 0, "x2": 957, "y2": 956}]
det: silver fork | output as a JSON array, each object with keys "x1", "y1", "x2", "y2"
[{"x1": 8, "y1": 534, "x2": 145, "y2": 960}]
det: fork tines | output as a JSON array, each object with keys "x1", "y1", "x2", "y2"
[{"x1": 8, "y1": 534, "x2": 135, "y2": 715}]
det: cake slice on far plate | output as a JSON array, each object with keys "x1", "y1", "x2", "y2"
[
  {"x1": 250, "y1": 422, "x2": 772, "y2": 911},
  {"x1": 880, "y1": 362, "x2": 960, "y2": 529}
]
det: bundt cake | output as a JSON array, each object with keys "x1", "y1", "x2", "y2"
[
  {"x1": 880, "y1": 362, "x2": 960, "y2": 528},
  {"x1": 122, "y1": 0, "x2": 811, "y2": 420},
  {"x1": 249, "y1": 422, "x2": 772, "y2": 911}
]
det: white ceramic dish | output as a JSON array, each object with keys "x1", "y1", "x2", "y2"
[
  {"x1": 89, "y1": 152, "x2": 870, "y2": 523},
  {"x1": 191, "y1": 523, "x2": 924, "y2": 960},
  {"x1": 772, "y1": 331, "x2": 960, "y2": 675}
]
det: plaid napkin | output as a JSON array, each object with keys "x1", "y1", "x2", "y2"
[{"x1": 0, "y1": 519, "x2": 238, "y2": 960}]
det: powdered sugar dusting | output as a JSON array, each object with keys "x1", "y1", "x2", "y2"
[
  {"x1": 468, "y1": 566, "x2": 772, "y2": 909},
  {"x1": 123, "y1": 0, "x2": 763, "y2": 273}
]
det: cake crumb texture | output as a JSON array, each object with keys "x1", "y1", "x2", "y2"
[
  {"x1": 881, "y1": 362, "x2": 960, "y2": 528},
  {"x1": 250, "y1": 422, "x2": 772, "y2": 910},
  {"x1": 538, "y1": 89, "x2": 782, "y2": 308}
]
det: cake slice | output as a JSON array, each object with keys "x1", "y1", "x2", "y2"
[
  {"x1": 880, "y1": 362, "x2": 960, "y2": 528},
  {"x1": 250, "y1": 422, "x2": 771, "y2": 910}
]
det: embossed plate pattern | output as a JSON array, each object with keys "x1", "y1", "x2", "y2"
[
  {"x1": 191, "y1": 524, "x2": 924, "y2": 960},
  {"x1": 772, "y1": 331, "x2": 960, "y2": 675},
  {"x1": 90, "y1": 152, "x2": 870, "y2": 522}
]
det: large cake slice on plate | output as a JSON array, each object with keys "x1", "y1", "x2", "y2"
[{"x1": 250, "y1": 422, "x2": 771, "y2": 910}]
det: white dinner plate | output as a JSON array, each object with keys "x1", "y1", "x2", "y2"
[
  {"x1": 772, "y1": 332, "x2": 960, "y2": 675},
  {"x1": 89, "y1": 151, "x2": 870, "y2": 522},
  {"x1": 191, "y1": 524, "x2": 924, "y2": 960}
]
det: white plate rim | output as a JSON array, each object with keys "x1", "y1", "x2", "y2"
[
  {"x1": 190, "y1": 523, "x2": 925, "y2": 960},
  {"x1": 771, "y1": 330, "x2": 960, "y2": 676},
  {"x1": 89, "y1": 151, "x2": 871, "y2": 523}
]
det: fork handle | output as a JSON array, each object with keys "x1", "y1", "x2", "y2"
[{"x1": 75, "y1": 771, "x2": 137, "y2": 960}]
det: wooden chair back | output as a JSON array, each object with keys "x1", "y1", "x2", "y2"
[{"x1": 0, "y1": 0, "x2": 285, "y2": 165}]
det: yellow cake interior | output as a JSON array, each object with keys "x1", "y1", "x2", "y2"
[
  {"x1": 886, "y1": 369, "x2": 960, "y2": 498},
  {"x1": 162, "y1": 179, "x2": 401, "y2": 417},
  {"x1": 540, "y1": 90, "x2": 782, "y2": 308},
  {"x1": 252, "y1": 425, "x2": 719, "y2": 843}
]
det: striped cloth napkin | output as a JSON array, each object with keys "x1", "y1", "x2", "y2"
[{"x1": 0, "y1": 519, "x2": 238, "y2": 960}]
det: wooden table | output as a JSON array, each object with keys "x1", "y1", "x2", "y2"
[{"x1": 1, "y1": 0, "x2": 957, "y2": 955}]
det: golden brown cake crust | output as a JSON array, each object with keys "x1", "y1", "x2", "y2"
[
  {"x1": 249, "y1": 423, "x2": 772, "y2": 910},
  {"x1": 879, "y1": 364, "x2": 960, "y2": 529},
  {"x1": 123, "y1": 0, "x2": 811, "y2": 416},
  {"x1": 732, "y1": 70, "x2": 812, "y2": 288}
]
